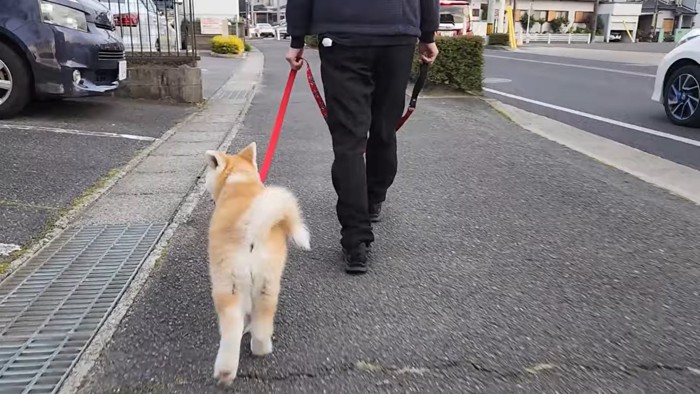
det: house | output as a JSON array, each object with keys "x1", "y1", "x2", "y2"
[
  {"x1": 468, "y1": 0, "x2": 597, "y2": 33},
  {"x1": 191, "y1": 0, "x2": 239, "y2": 21},
  {"x1": 241, "y1": 0, "x2": 286, "y2": 25},
  {"x1": 471, "y1": 0, "x2": 696, "y2": 42},
  {"x1": 638, "y1": 0, "x2": 696, "y2": 40}
]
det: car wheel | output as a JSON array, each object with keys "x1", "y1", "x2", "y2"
[
  {"x1": 0, "y1": 41, "x2": 31, "y2": 119},
  {"x1": 664, "y1": 64, "x2": 700, "y2": 127}
]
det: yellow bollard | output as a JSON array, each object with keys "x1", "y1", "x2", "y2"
[{"x1": 506, "y1": 6, "x2": 518, "y2": 49}]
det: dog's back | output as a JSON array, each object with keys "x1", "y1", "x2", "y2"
[{"x1": 204, "y1": 143, "x2": 310, "y2": 386}]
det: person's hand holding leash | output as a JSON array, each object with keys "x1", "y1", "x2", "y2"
[
  {"x1": 286, "y1": 47, "x2": 304, "y2": 70},
  {"x1": 418, "y1": 42, "x2": 439, "y2": 64}
]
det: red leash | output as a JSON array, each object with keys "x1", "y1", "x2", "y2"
[
  {"x1": 303, "y1": 59, "x2": 429, "y2": 131},
  {"x1": 259, "y1": 68, "x2": 298, "y2": 183},
  {"x1": 259, "y1": 59, "x2": 429, "y2": 183}
]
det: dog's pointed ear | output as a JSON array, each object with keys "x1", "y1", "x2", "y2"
[
  {"x1": 238, "y1": 142, "x2": 257, "y2": 168},
  {"x1": 205, "y1": 150, "x2": 223, "y2": 171}
]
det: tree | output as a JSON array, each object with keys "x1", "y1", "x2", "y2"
[{"x1": 519, "y1": 12, "x2": 537, "y2": 32}]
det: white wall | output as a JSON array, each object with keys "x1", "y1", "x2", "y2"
[
  {"x1": 598, "y1": 2, "x2": 643, "y2": 16},
  {"x1": 194, "y1": 0, "x2": 240, "y2": 19}
]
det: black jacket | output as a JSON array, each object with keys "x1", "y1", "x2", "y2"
[{"x1": 286, "y1": 0, "x2": 439, "y2": 48}]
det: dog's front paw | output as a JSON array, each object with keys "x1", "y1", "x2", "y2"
[
  {"x1": 214, "y1": 352, "x2": 239, "y2": 386},
  {"x1": 251, "y1": 337, "x2": 273, "y2": 356},
  {"x1": 213, "y1": 368, "x2": 236, "y2": 386}
]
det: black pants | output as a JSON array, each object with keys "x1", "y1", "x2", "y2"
[{"x1": 319, "y1": 42, "x2": 415, "y2": 250}]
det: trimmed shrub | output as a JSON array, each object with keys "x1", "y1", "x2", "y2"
[
  {"x1": 412, "y1": 35, "x2": 484, "y2": 93},
  {"x1": 305, "y1": 35, "x2": 319, "y2": 48},
  {"x1": 244, "y1": 42, "x2": 252, "y2": 52},
  {"x1": 487, "y1": 33, "x2": 509, "y2": 46},
  {"x1": 548, "y1": 17, "x2": 569, "y2": 33},
  {"x1": 211, "y1": 35, "x2": 244, "y2": 54}
]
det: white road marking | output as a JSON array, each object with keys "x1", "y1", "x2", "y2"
[
  {"x1": 0, "y1": 124, "x2": 157, "y2": 142},
  {"x1": 484, "y1": 54, "x2": 656, "y2": 78},
  {"x1": 0, "y1": 243, "x2": 21, "y2": 257},
  {"x1": 484, "y1": 88, "x2": 700, "y2": 148},
  {"x1": 483, "y1": 77, "x2": 512, "y2": 84}
]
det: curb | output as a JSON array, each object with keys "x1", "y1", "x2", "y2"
[{"x1": 484, "y1": 97, "x2": 700, "y2": 207}]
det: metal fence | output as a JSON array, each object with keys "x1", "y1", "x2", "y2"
[{"x1": 99, "y1": 0, "x2": 198, "y2": 64}]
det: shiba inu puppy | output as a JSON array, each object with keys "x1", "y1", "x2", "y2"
[{"x1": 204, "y1": 142, "x2": 310, "y2": 385}]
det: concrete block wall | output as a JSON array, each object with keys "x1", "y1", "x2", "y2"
[{"x1": 114, "y1": 65, "x2": 203, "y2": 104}]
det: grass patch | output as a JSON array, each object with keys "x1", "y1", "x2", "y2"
[{"x1": 492, "y1": 105, "x2": 516, "y2": 124}]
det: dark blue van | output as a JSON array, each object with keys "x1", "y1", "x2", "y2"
[{"x1": 0, "y1": 0, "x2": 126, "y2": 118}]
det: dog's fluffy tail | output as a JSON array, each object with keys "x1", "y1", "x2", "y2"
[{"x1": 245, "y1": 186, "x2": 310, "y2": 250}]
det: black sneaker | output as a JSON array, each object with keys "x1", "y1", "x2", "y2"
[
  {"x1": 343, "y1": 243, "x2": 369, "y2": 274},
  {"x1": 369, "y1": 203, "x2": 382, "y2": 223}
]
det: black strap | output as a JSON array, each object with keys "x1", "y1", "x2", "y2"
[{"x1": 409, "y1": 62, "x2": 430, "y2": 108}]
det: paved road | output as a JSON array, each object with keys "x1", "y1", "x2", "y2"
[
  {"x1": 79, "y1": 40, "x2": 700, "y2": 393},
  {"x1": 483, "y1": 49, "x2": 700, "y2": 171},
  {"x1": 0, "y1": 97, "x2": 195, "y2": 265}
]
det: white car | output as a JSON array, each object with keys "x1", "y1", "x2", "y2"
[
  {"x1": 652, "y1": 28, "x2": 700, "y2": 127},
  {"x1": 254, "y1": 23, "x2": 275, "y2": 38},
  {"x1": 99, "y1": 0, "x2": 178, "y2": 53}
]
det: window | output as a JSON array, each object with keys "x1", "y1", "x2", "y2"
[
  {"x1": 575, "y1": 11, "x2": 593, "y2": 23},
  {"x1": 554, "y1": 11, "x2": 569, "y2": 20},
  {"x1": 531, "y1": 10, "x2": 547, "y2": 20}
]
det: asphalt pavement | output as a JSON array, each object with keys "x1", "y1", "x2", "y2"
[
  {"x1": 78, "y1": 40, "x2": 700, "y2": 393},
  {"x1": 484, "y1": 48, "x2": 700, "y2": 171},
  {"x1": 0, "y1": 97, "x2": 194, "y2": 264}
]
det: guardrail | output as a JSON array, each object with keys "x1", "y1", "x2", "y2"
[
  {"x1": 99, "y1": 0, "x2": 197, "y2": 64},
  {"x1": 520, "y1": 33, "x2": 592, "y2": 44}
]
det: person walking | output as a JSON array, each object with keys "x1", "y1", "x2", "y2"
[{"x1": 285, "y1": 0, "x2": 440, "y2": 274}]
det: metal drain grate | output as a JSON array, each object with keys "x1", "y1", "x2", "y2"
[{"x1": 0, "y1": 223, "x2": 166, "y2": 394}]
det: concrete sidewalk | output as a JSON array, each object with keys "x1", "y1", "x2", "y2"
[
  {"x1": 517, "y1": 46, "x2": 666, "y2": 65},
  {"x1": 62, "y1": 40, "x2": 700, "y2": 393}
]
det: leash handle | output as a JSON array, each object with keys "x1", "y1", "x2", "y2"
[
  {"x1": 396, "y1": 62, "x2": 429, "y2": 131},
  {"x1": 259, "y1": 67, "x2": 298, "y2": 183}
]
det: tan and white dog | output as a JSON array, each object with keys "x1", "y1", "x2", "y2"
[{"x1": 204, "y1": 142, "x2": 310, "y2": 386}]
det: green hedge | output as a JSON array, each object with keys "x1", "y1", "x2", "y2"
[
  {"x1": 412, "y1": 35, "x2": 484, "y2": 93},
  {"x1": 305, "y1": 35, "x2": 319, "y2": 48},
  {"x1": 487, "y1": 33, "x2": 509, "y2": 46}
]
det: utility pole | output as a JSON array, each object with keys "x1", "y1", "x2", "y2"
[
  {"x1": 590, "y1": 0, "x2": 599, "y2": 43},
  {"x1": 276, "y1": 0, "x2": 280, "y2": 25},
  {"x1": 652, "y1": 0, "x2": 660, "y2": 42}
]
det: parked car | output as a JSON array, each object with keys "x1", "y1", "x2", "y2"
[
  {"x1": 98, "y1": 0, "x2": 178, "y2": 53},
  {"x1": 651, "y1": 28, "x2": 700, "y2": 127},
  {"x1": 253, "y1": 23, "x2": 275, "y2": 38},
  {"x1": 0, "y1": 0, "x2": 126, "y2": 118},
  {"x1": 608, "y1": 31, "x2": 622, "y2": 42}
]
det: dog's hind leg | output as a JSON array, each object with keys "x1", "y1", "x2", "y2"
[
  {"x1": 250, "y1": 277, "x2": 280, "y2": 356},
  {"x1": 212, "y1": 287, "x2": 245, "y2": 386}
]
